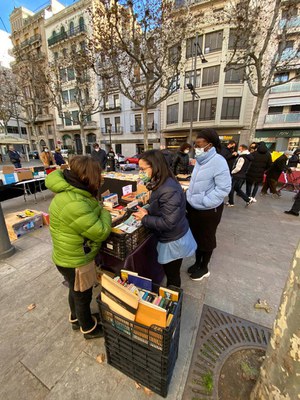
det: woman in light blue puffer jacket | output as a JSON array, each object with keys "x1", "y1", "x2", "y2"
[{"x1": 186, "y1": 129, "x2": 231, "y2": 281}]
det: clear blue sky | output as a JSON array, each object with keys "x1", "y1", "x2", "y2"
[{"x1": 0, "y1": 0, "x2": 76, "y2": 33}]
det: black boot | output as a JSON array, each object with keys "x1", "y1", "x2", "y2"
[
  {"x1": 187, "y1": 249, "x2": 203, "y2": 274},
  {"x1": 80, "y1": 316, "x2": 104, "y2": 340}
]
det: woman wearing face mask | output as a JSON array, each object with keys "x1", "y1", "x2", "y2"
[
  {"x1": 133, "y1": 150, "x2": 196, "y2": 288},
  {"x1": 40, "y1": 146, "x2": 55, "y2": 168},
  {"x1": 186, "y1": 129, "x2": 231, "y2": 281},
  {"x1": 172, "y1": 142, "x2": 192, "y2": 176}
]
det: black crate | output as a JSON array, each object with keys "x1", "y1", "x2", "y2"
[
  {"x1": 97, "y1": 285, "x2": 182, "y2": 397},
  {"x1": 101, "y1": 224, "x2": 150, "y2": 260}
]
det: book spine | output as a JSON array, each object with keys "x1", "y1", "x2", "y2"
[
  {"x1": 159, "y1": 298, "x2": 166, "y2": 308},
  {"x1": 142, "y1": 291, "x2": 149, "y2": 300},
  {"x1": 153, "y1": 296, "x2": 162, "y2": 306}
]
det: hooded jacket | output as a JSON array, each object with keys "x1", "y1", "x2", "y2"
[
  {"x1": 187, "y1": 147, "x2": 231, "y2": 210},
  {"x1": 266, "y1": 154, "x2": 289, "y2": 180},
  {"x1": 45, "y1": 170, "x2": 111, "y2": 268},
  {"x1": 172, "y1": 151, "x2": 190, "y2": 175},
  {"x1": 231, "y1": 150, "x2": 253, "y2": 179},
  {"x1": 246, "y1": 143, "x2": 272, "y2": 183}
]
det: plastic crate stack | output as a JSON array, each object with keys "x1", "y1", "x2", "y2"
[{"x1": 97, "y1": 284, "x2": 183, "y2": 397}]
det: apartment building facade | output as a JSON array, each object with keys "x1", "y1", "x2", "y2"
[
  {"x1": 9, "y1": 0, "x2": 64, "y2": 151},
  {"x1": 256, "y1": 9, "x2": 300, "y2": 152}
]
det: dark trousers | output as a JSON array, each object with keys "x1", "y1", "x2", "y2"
[
  {"x1": 13, "y1": 161, "x2": 21, "y2": 168},
  {"x1": 261, "y1": 177, "x2": 278, "y2": 195},
  {"x1": 57, "y1": 266, "x2": 95, "y2": 331},
  {"x1": 228, "y1": 177, "x2": 250, "y2": 204},
  {"x1": 290, "y1": 191, "x2": 300, "y2": 213},
  {"x1": 195, "y1": 249, "x2": 213, "y2": 272},
  {"x1": 162, "y1": 258, "x2": 182, "y2": 288},
  {"x1": 246, "y1": 181, "x2": 259, "y2": 198}
]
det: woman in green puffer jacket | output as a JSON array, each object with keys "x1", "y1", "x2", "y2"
[{"x1": 46, "y1": 155, "x2": 111, "y2": 339}]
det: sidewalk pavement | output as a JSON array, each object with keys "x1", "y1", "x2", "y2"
[{"x1": 0, "y1": 188, "x2": 299, "y2": 400}]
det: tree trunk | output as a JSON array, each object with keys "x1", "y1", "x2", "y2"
[
  {"x1": 32, "y1": 125, "x2": 40, "y2": 153},
  {"x1": 80, "y1": 124, "x2": 86, "y2": 155},
  {"x1": 143, "y1": 107, "x2": 149, "y2": 151},
  {"x1": 250, "y1": 243, "x2": 300, "y2": 400},
  {"x1": 248, "y1": 95, "x2": 264, "y2": 144}
]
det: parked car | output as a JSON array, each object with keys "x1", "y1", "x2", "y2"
[
  {"x1": 125, "y1": 154, "x2": 142, "y2": 164},
  {"x1": 61, "y1": 149, "x2": 69, "y2": 159},
  {"x1": 28, "y1": 151, "x2": 39, "y2": 159}
]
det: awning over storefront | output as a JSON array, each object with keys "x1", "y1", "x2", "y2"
[
  {"x1": 0, "y1": 135, "x2": 29, "y2": 145},
  {"x1": 268, "y1": 97, "x2": 300, "y2": 107},
  {"x1": 256, "y1": 129, "x2": 300, "y2": 138}
]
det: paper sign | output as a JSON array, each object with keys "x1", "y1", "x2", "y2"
[{"x1": 122, "y1": 185, "x2": 132, "y2": 196}]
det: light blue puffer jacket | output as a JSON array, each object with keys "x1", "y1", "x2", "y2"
[{"x1": 187, "y1": 147, "x2": 231, "y2": 210}]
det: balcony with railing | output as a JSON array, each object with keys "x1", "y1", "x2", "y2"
[
  {"x1": 48, "y1": 25, "x2": 86, "y2": 47},
  {"x1": 20, "y1": 34, "x2": 42, "y2": 48},
  {"x1": 264, "y1": 113, "x2": 300, "y2": 124},
  {"x1": 130, "y1": 123, "x2": 157, "y2": 133},
  {"x1": 84, "y1": 121, "x2": 97, "y2": 128},
  {"x1": 102, "y1": 103, "x2": 121, "y2": 113},
  {"x1": 270, "y1": 81, "x2": 300, "y2": 93},
  {"x1": 36, "y1": 114, "x2": 53, "y2": 122},
  {"x1": 101, "y1": 126, "x2": 123, "y2": 134}
]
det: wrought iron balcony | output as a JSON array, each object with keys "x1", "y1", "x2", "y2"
[
  {"x1": 130, "y1": 123, "x2": 157, "y2": 133},
  {"x1": 270, "y1": 81, "x2": 300, "y2": 93},
  {"x1": 48, "y1": 25, "x2": 86, "y2": 47},
  {"x1": 101, "y1": 126, "x2": 123, "y2": 134}
]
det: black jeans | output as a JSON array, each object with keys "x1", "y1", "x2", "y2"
[
  {"x1": 291, "y1": 191, "x2": 300, "y2": 213},
  {"x1": 57, "y1": 266, "x2": 95, "y2": 331},
  {"x1": 162, "y1": 258, "x2": 182, "y2": 288},
  {"x1": 228, "y1": 177, "x2": 250, "y2": 204},
  {"x1": 246, "y1": 181, "x2": 259, "y2": 198},
  {"x1": 195, "y1": 249, "x2": 213, "y2": 272}
]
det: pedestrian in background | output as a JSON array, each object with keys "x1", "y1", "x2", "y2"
[
  {"x1": 220, "y1": 140, "x2": 238, "y2": 171},
  {"x1": 226, "y1": 144, "x2": 254, "y2": 207},
  {"x1": 261, "y1": 150, "x2": 293, "y2": 197},
  {"x1": 288, "y1": 148, "x2": 300, "y2": 169},
  {"x1": 46, "y1": 155, "x2": 111, "y2": 339},
  {"x1": 160, "y1": 145, "x2": 174, "y2": 167},
  {"x1": 133, "y1": 149, "x2": 196, "y2": 288},
  {"x1": 91, "y1": 143, "x2": 107, "y2": 170},
  {"x1": 54, "y1": 148, "x2": 66, "y2": 166},
  {"x1": 40, "y1": 146, "x2": 55, "y2": 168},
  {"x1": 284, "y1": 190, "x2": 300, "y2": 217},
  {"x1": 186, "y1": 129, "x2": 231, "y2": 281},
  {"x1": 172, "y1": 142, "x2": 192, "y2": 176},
  {"x1": 8, "y1": 145, "x2": 22, "y2": 168},
  {"x1": 249, "y1": 142, "x2": 258, "y2": 153},
  {"x1": 246, "y1": 141, "x2": 272, "y2": 203}
]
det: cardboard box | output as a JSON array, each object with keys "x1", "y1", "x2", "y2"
[
  {"x1": 16, "y1": 170, "x2": 33, "y2": 182},
  {"x1": 2, "y1": 166, "x2": 15, "y2": 174},
  {"x1": 31, "y1": 210, "x2": 49, "y2": 225},
  {"x1": 5, "y1": 211, "x2": 43, "y2": 241},
  {"x1": 3, "y1": 173, "x2": 18, "y2": 184}
]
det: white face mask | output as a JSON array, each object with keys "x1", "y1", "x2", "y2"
[
  {"x1": 195, "y1": 143, "x2": 210, "y2": 157},
  {"x1": 184, "y1": 149, "x2": 189, "y2": 154},
  {"x1": 44, "y1": 149, "x2": 49, "y2": 153}
]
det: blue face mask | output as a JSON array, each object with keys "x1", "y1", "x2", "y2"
[{"x1": 195, "y1": 144, "x2": 210, "y2": 159}]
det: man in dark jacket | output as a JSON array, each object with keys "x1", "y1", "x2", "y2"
[
  {"x1": 220, "y1": 140, "x2": 238, "y2": 171},
  {"x1": 8, "y1": 145, "x2": 22, "y2": 168},
  {"x1": 91, "y1": 143, "x2": 107, "y2": 170},
  {"x1": 246, "y1": 142, "x2": 272, "y2": 202},
  {"x1": 288, "y1": 148, "x2": 300, "y2": 168},
  {"x1": 54, "y1": 148, "x2": 66, "y2": 166},
  {"x1": 261, "y1": 151, "x2": 292, "y2": 197},
  {"x1": 284, "y1": 190, "x2": 300, "y2": 217},
  {"x1": 226, "y1": 144, "x2": 253, "y2": 206},
  {"x1": 172, "y1": 143, "x2": 191, "y2": 175}
]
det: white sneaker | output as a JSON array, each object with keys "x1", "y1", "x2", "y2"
[
  {"x1": 246, "y1": 198, "x2": 254, "y2": 206},
  {"x1": 225, "y1": 202, "x2": 234, "y2": 207},
  {"x1": 250, "y1": 197, "x2": 257, "y2": 203}
]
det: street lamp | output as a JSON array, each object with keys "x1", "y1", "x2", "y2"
[{"x1": 188, "y1": 33, "x2": 208, "y2": 145}]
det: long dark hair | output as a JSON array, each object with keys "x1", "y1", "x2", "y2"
[{"x1": 140, "y1": 149, "x2": 175, "y2": 190}]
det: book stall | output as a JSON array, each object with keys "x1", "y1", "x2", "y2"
[{"x1": 97, "y1": 270, "x2": 183, "y2": 397}]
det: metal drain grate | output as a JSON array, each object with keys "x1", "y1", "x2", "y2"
[{"x1": 182, "y1": 304, "x2": 271, "y2": 400}]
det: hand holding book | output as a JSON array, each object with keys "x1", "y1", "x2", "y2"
[{"x1": 133, "y1": 206, "x2": 148, "y2": 221}]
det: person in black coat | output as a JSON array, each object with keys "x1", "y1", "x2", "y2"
[
  {"x1": 261, "y1": 151, "x2": 292, "y2": 197},
  {"x1": 54, "y1": 148, "x2": 66, "y2": 166},
  {"x1": 288, "y1": 148, "x2": 300, "y2": 168},
  {"x1": 246, "y1": 142, "x2": 272, "y2": 201},
  {"x1": 284, "y1": 190, "x2": 300, "y2": 217},
  {"x1": 91, "y1": 143, "x2": 107, "y2": 170},
  {"x1": 172, "y1": 142, "x2": 191, "y2": 175},
  {"x1": 133, "y1": 150, "x2": 196, "y2": 287},
  {"x1": 160, "y1": 146, "x2": 174, "y2": 167},
  {"x1": 8, "y1": 146, "x2": 22, "y2": 168},
  {"x1": 220, "y1": 140, "x2": 238, "y2": 171}
]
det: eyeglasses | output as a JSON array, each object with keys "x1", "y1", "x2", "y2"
[{"x1": 139, "y1": 167, "x2": 151, "y2": 172}]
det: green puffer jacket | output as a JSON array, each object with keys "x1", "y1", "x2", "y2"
[{"x1": 45, "y1": 170, "x2": 111, "y2": 268}]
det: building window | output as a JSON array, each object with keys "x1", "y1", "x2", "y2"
[
  {"x1": 167, "y1": 104, "x2": 179, "y2": 124},
  {"x1": 62, "y1": 91, "x2": 69, "y2": 104},
  {"x1": 221, "y1": 97, "x2": 242, "y2": 120},
  {"x1": 225, "y1": 66, "x2": 244, "y2": 83},
  {"x1": 204, "y1": 30, "x2": 223, "y2": 53},
  {"x1": 104, "y1": 118, "x2": 111, "y2": 131},
  {"x1": 186, "y1": 35, "x2": 204, "y2": 59},
  {"x1": 62, "y1": 48, "x2": 67, "y2": 58},
  {"x1": 69, "y1": 89, "x2": 77, "y2": 103},
  {"x1": 202, "y1": 65, "x2": 220, "y2": 86},
  {"x1": 274, "y1": 72, "x2": 289, "y2": 83},
  {"x1": 199, "y1": 98, "x2": 217, "y2": 120},
  {"x1": 47, "y1": 125, "x2": 53, "y2": 134},
  {"x1": 147, "y1": 113, "x2": 154, "y2": 130},
  {"x1": 169, "y1": 74, "x2": 180, "y2": 92},
  {"x1": 79, "y1": 16, "x2": 85, "y2": 31},
  {"x1": 69, "y1": 21, "x2": 75, "y2": 35},
  {"x1": 113, "y1": 94, "x2": 119, "y2": 108},
  {"x1": 185, "y1": 69, "x2": 201, "y2": 88},
  {"x1": 85, "y1": 114, "x2": 92, "y2": 122},
  {"x1": 183, "y1": 101, "x2": 199, "y2": 122},
  {"x1": 71, "y1": 111, "x2": 79, "y2": 124},
  {"x1": 268, "y1": 106, "x2": 283, "y2": 114},
  {"x1": 291, "y1": 104, "x2": 300, "y2": 112},
  {"x1": 169, "y1": 44, "x2": 181, "y2": 65},
  {"x1": 80, "y1": 41, "x2": 86, "y2": 52},
  {"x1": 64, "y1": 112, "x2": 72, "y2": 126},
  {"x1": 67, "y1": 67, "x2": 75, "y2": 81},
  {"x1": 135, "y1": 114, "x2": 142, "y2": 131},
  {"x1": 115, "y1": 116, "x2": 121, "y2": 132},
  {"x1": 54, "y1": 52, "x2": 58, "y2": 60},
  {"x1": 59, "y1": 68, "x2": 67, "y2": 82}
]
